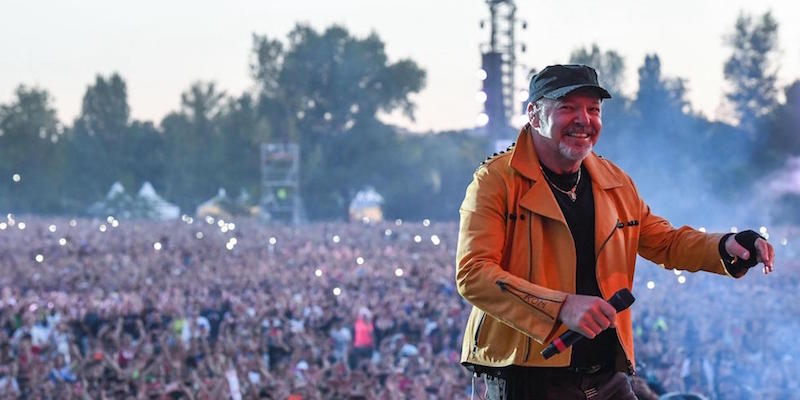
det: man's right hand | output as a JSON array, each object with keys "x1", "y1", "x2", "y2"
[{"x1": 557, "y1": 294, "x2": 617, "y2": 339}]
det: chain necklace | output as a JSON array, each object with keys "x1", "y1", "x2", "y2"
[{"x1": 540, "y1": 167, "x2": 581, "y2": 202}]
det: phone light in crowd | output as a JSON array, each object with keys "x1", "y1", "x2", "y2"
[
  {"x1": 11, "y1": 173, "x2": 21, "y2": 183},
  {"x1": 205, "y1": 216, "x2": 215, "y2": 225},
  {"x1": 759, "y1": 226, "x2": 768, "y2": 234},
  {"x1": 153, "y1": 242, "x2": 162, "y2": 251},
  {"x1": 106, "y1": 216, "x2": 115, "y2": 224},
  {"x1": 48, "y1": 224, "x2": 57, "y2": 233},
  {"x1": 647, "y1": 281, "x2": 655, "y2": 290},
  {"x1": 356, "y1": 257, "x2": 365, "y2": 265},
  {"x1": 431, "y1": 235, "x2": 441, "y2": 246},
  {"x1": 332, "y1": 235, "x2": 341, "y2": 243},
  {"x1": 17, "y1": 222, "x2": 26, "y2": 230},
  {"x1": 517, "y1": 89, "x2": 529, "y2": 102},
  {"x1": 225, "y1": 241, "x2": 235, "y2": 250},
  {"x1": 395, "y1": 219, "x2": 403, "y2": 226},
  {"x1": 730, "y1": 226, "x2": 738, "y2": 233},
  {"x1": 111, "y1": 219, "x2": 119, "y2": 228},
  {"x1": 69, "y1": 219, "x2": 77, "y2": 227},
  {"x1": 268, "y1": 237, "x2": 277, "y2": 245},
  {"x1": 477, "y1": 69, "x2": 487, "y2": 80},
  {"x1": 34, "y1": 254, "x2": 44, "y2": 263},
  {"x1": 678, "y1": 276, "x2": 687, "y2": 284},
  {"x1": 384, "y1": 229, "x2": 392, "y2": 236},
  {"x1": 673, "y1": 270, "x2": 682, "y2": 276},
  {"x1": 58, "y1": 238, "x2": 67, "y2": 246},
  {"x1": 195, "y1": 232, "x2": 204, "y2": 240},
  {"x1": 99, "y1": 224, "x2": 107, "y2": 232},
  {"x1": 477, "y1": 113, "x2": 490, "y2": 127},
  {"x1": 698, "y1": 227, "x2": 706, "y2": 233},
  {"x1": 413, "y1": 235, "x2": 422, "y2": 243},
  {"x1": 422, "y1": 219, "x2": 430, "y2": 227},
  {"x1": 227, "y1": 223, "x2": 235, "y2": 231},
  {"x1": 314, "y1": 269, "x2": 323, "y2": 277},
  {"x1": 333, "y1": 287, "x2": 342, "y2": 296},
  {"x1": 782, "y1": 238, "x2": 788, "y2": 246},
  {"x1": 217, "y1": 220, "x2": 226, "y2": 228},
  {"x1": 395, "y1": 268, "x2": 404, "y2": 277},
  {"x1": 220, "y1": 225, "x2": 228, "y2": 233},
  {"x1": 475, "y1": 91, "x2": 487, "y2": 103},
  {"x1": 229, "y1": 238, "x2": 238, "y2": 246},
  {"x1": 0, "y1": 222, "x2": 7, "y2": 230}
]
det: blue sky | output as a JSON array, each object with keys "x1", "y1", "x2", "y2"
[{"x1": 1, "y1": 0, "x2": 798, "y2": 132}]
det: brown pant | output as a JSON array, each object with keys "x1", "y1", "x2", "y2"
[{"x1": 483, "y1": 368, "x2": 636, "y2": 400}]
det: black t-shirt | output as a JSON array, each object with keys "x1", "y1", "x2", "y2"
[{"x1": 541, "y1": 163, "x2": 617, "y2": 367}]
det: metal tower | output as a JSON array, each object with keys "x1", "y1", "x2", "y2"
[
  {"x1": 260, "y1": 143, "x2": 304, "y2": 224},
  {"x1": 480, "y1": 0, "x2": 525, "y2": 143}
]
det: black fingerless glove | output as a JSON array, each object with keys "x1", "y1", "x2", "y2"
[{"x1": 718, "y1": 230, "x2": 764, "y2": 277}]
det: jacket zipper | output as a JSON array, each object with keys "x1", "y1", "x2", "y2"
[
  {"x1": 524, "y1": 208, "x2": 533, "y2": 362},
  {"x1": 471, "y1": 311, "x2": 486, "y2": 356},
  {"x1": 596, "y1": 219, "x2": 623, "y2": 261},
  {"x1": 595, "y1": 218, "x2": 636, "y2": 373}
]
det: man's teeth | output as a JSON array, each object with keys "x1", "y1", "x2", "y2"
[{"x1": 567, "y1": 132, "x2": 590, "y2": 138}]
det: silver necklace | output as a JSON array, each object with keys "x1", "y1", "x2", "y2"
[{"x1": 541, "y1": 167, "x2": 581, "y2": 202}]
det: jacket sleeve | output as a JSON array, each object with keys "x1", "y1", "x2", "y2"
[
  {"x1": 633, "y1": 179, "x2": 730, "y2": 276},
  {"x1": 456, "y1": 165, "x2": 568, "y2": 344}
]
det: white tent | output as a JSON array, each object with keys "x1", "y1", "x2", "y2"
[
  {"x1": 349, "y1": 187, "x2": 384, "y2": 222},
  {"x1": 137, "y1": 182, "x2": 180, "y2": 220}
]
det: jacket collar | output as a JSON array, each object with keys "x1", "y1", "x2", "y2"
[{"x1": 510, "y1": 124, "x2": 623, "y2": 221}]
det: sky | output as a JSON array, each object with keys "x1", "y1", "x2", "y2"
[{"x1": 1, "y1": 0, "x2": 798, "y2": 133}]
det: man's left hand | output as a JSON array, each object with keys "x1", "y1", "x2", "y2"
[{"x1": 724, "y1": 234, "x2": 775, "y2": 274}]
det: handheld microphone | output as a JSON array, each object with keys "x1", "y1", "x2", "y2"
[{"x1": 541, "y1": 288, "x2": 635, "y2": 360}]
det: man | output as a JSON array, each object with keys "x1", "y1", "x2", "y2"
[{"x1": 456, "y1": 64, "x2": 774, "y2": 399}]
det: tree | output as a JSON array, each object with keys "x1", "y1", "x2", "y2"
[
  {"x1": 759, "y1": 81, "x2": 800, "y2": 169},
  {"x1": 723, "y1": 11, "x2": 779, "y2": 131},
  {"x1": 251, "y1": 25, "x2": 426, "y2": 219},
  {"x1": 569, "y1": 44, "x2": 626, "y2": 97},
  {"x1": 632, "y1": 54, "x2": 688, "y2": 119},
  {"x1": 76, "y1": 73, "x2": 130, "y2": 136},
  {"x1": 161, "y1": 81, "x2": 230, "y2": 211},
  {"x1": 0, "y1": 86, "x2": 65, "y2": 213},
  {"x1": 66, "y1": 73, "x2": 134, "y2": 208}
]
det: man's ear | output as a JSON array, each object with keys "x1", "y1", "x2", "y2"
[{"x1": 528, "y1": 103, "x2": 540, "y2": 130}]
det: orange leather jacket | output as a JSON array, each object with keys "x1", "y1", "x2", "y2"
[{"x1": 456, "y1": 125, "x2": 734, "y2": 372}]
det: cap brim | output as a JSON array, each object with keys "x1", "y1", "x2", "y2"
[{"x1": 543, "y1": 84, "x2": 612, "y2": 100}]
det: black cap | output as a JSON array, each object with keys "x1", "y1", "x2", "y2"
[{"x1": 528, "y1": 64, "x2": 611, "y2": 103}]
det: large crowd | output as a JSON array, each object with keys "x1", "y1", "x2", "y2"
[{"x1": 0, "y1": 215, "x2": 797, "y2": 399}]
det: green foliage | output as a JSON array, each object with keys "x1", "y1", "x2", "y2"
[
  {"x1": 758, "y1": 81, "x2": 800, "y2": 169},
  {"x1": 251, "y1": 24, "x2": 427, "y2": 219},
  {"x1": 723, "y1": 11, "x2": 779, "y2": 131},
  {"x1": 569, "y1": 44, "x2": 626, "y2": 97},
  {"x1": 0, "y1": 85, "x2": 65, "y2": 213},
  {"x1": 67, "y1": 73, "x2": 154, "y2": 209}
]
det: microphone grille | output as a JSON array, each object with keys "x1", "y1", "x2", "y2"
[{"x1": 609, "y1": 288, "x2": 635, "y2": 311}]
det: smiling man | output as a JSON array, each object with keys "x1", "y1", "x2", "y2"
[{"x1": 455, "y1": 64, "x2": 775, "y2": 399}]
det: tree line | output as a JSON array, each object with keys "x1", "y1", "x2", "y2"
[{"x1": 0, "y1": 12, "x2": 797, "y2": 223}]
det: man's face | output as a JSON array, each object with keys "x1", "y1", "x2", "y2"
[{"x1": 530, "y1": 91, "x2": 602, "y2": 166}]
